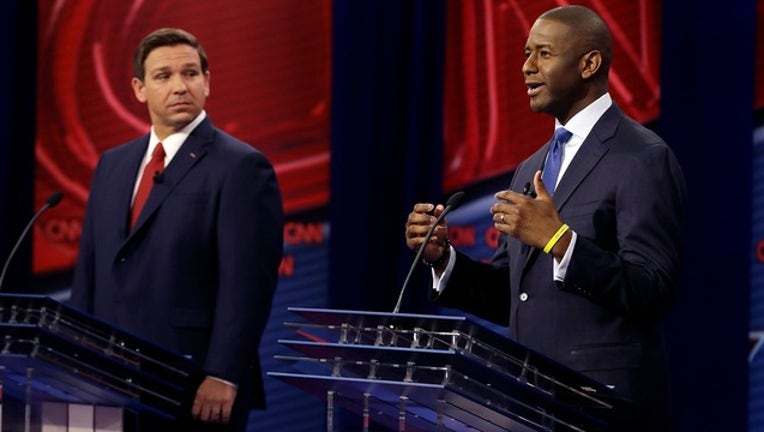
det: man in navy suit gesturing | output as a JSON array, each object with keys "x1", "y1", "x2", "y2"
[
  {"x1": 70, "y1": 28, "x2": 283, "y2": 431},
  {"x1": 406, "y1": 6, "x2": 686, "y2": 431}
]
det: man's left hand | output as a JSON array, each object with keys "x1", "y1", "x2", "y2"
[
  {"x1": 491, "y1": 170, "x2": 566, "y2": 252},
  {"x1": 191, "y1": 376, "x2": 237, "y2": 424}
]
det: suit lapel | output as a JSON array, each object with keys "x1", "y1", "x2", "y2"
[
  {"x1": 116, "y1": 137, "x2": 151, "y2": 237},
  {"x1": 551, "y1": 139, "x2": 608, "y2": 211},
  {"x1": 519, "y1": 105, "x2": 623, "y2": 274},
  {"x1": 126, "y1": 119, "x2": 212, "y2": 238},
  {"x1": 551, "y1": 106, "x2": 622, "y2": 211}
]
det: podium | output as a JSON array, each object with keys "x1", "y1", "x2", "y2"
[
  {"x1": 0, "y1": 293, "x2": 204, "y2": 431},
  {"x1": 268, "y1": 308, "x2": 624, "y2": 432}
]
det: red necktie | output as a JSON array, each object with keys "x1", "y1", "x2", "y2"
[{"x1": 131, "y1": 143, "x2": 165, "y2": 228}]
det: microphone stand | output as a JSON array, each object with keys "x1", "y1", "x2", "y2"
[
  {"x1": 392, "y1": 192, "x2": 464, "y2": 314},
  {"x1": 0, "y1": 192, "x2": 63, "y2": 291}
]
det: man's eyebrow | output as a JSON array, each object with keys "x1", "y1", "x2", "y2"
[
  {"x1": 526, "y1": 43, "x2": 553, "y2": 50},
  {"x1": 147, "y1": 63, "x2": 201, "y2": 76},
  {"x1": 148, "y1": 65, "x2": 171, "y2": 73}
]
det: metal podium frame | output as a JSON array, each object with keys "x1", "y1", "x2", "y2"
[
  {"x1": 268, "y1": 307, "x2": 624, "y2": 432},
  {"x1": 0, "y1": 293, "x2": 204, "y2": 430}
]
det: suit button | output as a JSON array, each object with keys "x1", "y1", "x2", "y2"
[
  {"x1": 118, "y1": 256, "x2": 126, "y2": 263},
  {"x1": 519, "y1": 292, "x2": 529, "y2": 302}
]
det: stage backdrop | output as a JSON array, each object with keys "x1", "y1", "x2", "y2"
[
  {"x1": 442, "y1": 0, "x2": 661, "y2": 193},
  {"x1": 33, "y1": 0, "x2": 332, "y2": 274},
  {"x1": 751, "y1": 0, "x2": 764, "y2": 419},
  {"x1": 750, "y1": 3, "x2": 764, "y2": 431},
  {"x1": 29, "y1": 0, "x2": 764, "y2": 430}
]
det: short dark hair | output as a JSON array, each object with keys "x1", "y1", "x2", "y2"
[
  {"x1": 540, "y1": 5, "x2": 613, "y2": 74},
  {"x1": 132, "y1": 28, "x2": 209, "y2": 81}
]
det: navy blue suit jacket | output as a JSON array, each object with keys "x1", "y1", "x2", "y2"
[
  {"x1": 70, "y1": 117, "x2": 284, "y2": 412},
  {"x1": 436, "y1": 104, "x2": 686, "y2": 429}
]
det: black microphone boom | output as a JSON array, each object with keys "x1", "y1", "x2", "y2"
[
  {"x1": 393, "y1": 191, "x2": 465, "y2": 314},
  {"x1": 0, "y1": 192, "x2": 64, "y2": 291}
]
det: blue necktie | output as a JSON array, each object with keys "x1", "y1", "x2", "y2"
[{"x1": 541, "y1": 128, "x2": 572, "y2": 195}]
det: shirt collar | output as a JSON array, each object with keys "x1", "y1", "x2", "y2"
[
  {"x1": 554, "y1": 93, "x2": 612, "y2": 141},
  {"x1": 147, "y1": 110, "x2": 207, "y2": 163}
]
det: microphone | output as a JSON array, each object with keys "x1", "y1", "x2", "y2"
[
  {"x1": 522, "y1": 182, "x2": 537, "y2": 198},
  {"x1": 0, "y1": 192, "x2": 64, "y2": 291},
  {"x1": 393, "y1": 191, "x2": 465, "y2": 314}
]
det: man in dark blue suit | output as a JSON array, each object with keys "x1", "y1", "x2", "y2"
[
  {"x1": 70, "y1": 28, "x2": 283, "y2": 431},
  {"x1": 406, "y1": 6, "x2": 685, "y2": 431}
]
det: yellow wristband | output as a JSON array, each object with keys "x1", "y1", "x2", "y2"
[{"x1": 543, "y1": 224, "x2": 570, "y2": 254}]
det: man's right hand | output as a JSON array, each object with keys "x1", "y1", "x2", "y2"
[{"x1": 405, "y1": 203, "x2": 450, "y2": 267}]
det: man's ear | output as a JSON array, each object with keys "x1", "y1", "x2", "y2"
[
  {"x1": 580, "y1": 50, "x2": 602, "y2": 80},
  {"x1": 132, "y1": 77, "x2": 147, "y2": 103},
  {"x1": 203, "y1": 70, "x2": 211, "y2": 97}
]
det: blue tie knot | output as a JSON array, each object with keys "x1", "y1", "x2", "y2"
[
  {"x1": 552, "y1": 127, "x2": 572, "y2": 147},
  {"x1": 541, "y1": 128, "x2": 572, "y2": 194}
]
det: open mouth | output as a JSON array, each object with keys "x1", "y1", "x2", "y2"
[{"x1": 526, "y1": 83, "x2": 543, "y2": 96}]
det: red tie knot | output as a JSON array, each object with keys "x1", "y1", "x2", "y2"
[{"x1": 153, "y1": 142, "x2": 166, "y2": 159}]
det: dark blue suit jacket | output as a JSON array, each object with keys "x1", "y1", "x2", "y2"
[
  {"x1": 70, "y1": 117, "x2": 284, "y2": 414},
  {"x1": 436, "y1": 104, "x2": 686, "y2": 430}
]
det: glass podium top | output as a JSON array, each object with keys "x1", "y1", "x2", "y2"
[
  {"x1": 269, "y1": 307, "x2": 624, "y2": 432},
  {"x1": 0, "y1": 293, "x2": 204, "y2": 418}
]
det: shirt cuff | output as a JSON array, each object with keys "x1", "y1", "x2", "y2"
[
  {"x1": 432, "y1": 245, "x2": 457, "y2": 293},
  {"x1": 552, "y1": 230, "x2": 577, "y2": 282},
  {"x1": 208, "y1": 375, "x2": 238, "y2": 389}
]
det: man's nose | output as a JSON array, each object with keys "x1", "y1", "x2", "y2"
[
  {"x1": 170, "y1": 74, "x2": 188, "y2": 93},
  {"x1": 522, "y1": 54, "x2": 536, "y2": 74}
]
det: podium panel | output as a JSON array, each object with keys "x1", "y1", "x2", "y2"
[
  {"x1": 0, "y1": 294, "x2": 205, "y2": 429},
  {"x1": 268, "y1": 307, "x2": 624, "y2": 432}
]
